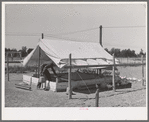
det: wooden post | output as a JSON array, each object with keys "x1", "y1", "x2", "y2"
[
  {"x1": 20, "y1": 52, "x2": 22, "y2": 60},
  {"x1": 42, "y1": 33, "x2": 44, "y2": 39},
  {"x1": 38, "y1": 47, "x2": 41, "y2": 78},
  {"x1": 99, "y1": 25, "x2": 103, "y2": 47},
  {"x1": 68, "y1": 54, "x2": 72, "y2": 99},
  {"x1": 38, "y1": 33, "x2": 43, "y2": 78},
  {"x1": 56, "y1": 78, "x2": 59, "y2": 92},
  {"x1": 99, "y1": 25, "x2": 102, "y2": 76},
  {"x1": 7, "y1": 53, "x2": 9, "y2": 81},
  {"x1": 36, "y1": 65, "x2": 37, "y2": 76},
  {"x1": 141, "y1": 55, "x2": 144, "y2": 86},
  {"x1": 11, "y1": 53, "x2": 13, "y2": 61},
  {"x1": 112, "y1": 54, "x2": 116, "y2": 91},
  {"x1": 99, "y1": 69, "x2": 101, "y2": 75},
  {"x1": 95, "y1": 84, "x2": 100, "y2": 107},
  {"x1": 20, "y1": 52, "x2": 23, "y2": 74}
]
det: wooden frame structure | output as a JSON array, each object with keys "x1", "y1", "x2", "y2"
[{"x1": 66, "y1": 54, "x2": 146, "y2": 99}]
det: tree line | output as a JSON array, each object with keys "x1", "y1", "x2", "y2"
[
  {"x1": 5, "y1": 46, "x2": 146, "y2": 58},
  {"x1": 104, "y1": 48, "x2": 146, "y2": 57},
  {"x1": 5, "y1": 46, "x2": 33, "y2": 58}
]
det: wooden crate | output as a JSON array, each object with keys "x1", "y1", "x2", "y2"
[
  {"x1": 23, "y1": 75, "x2": 32, "y2": 85},
  {"x1": 31, "y1": 77, "x2": 39, "y2": 85}
]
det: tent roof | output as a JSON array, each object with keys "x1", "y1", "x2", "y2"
[{"x1": 23, "y1": 38, "x2": 118, "y2": 68}]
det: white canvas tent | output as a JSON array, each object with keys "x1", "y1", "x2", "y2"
[{"x1": 23, "y1": 38, "x2": 118, "y2": 68}]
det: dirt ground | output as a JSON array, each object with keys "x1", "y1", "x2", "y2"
[{"x1": 5, "y1": 72, "x2": 146, "y2": 107}]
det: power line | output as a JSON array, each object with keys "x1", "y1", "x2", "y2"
[
  {"x1": 103, "y1": 26, "x2": 146, "y2": 29},
  {"x1": 5, "y1": 34, "x2": 40, "y2": 37},
  {"x1": 6, "y1": 32, "x2": 41, "y2": 35},
  {"x1": 46, "y1": 27, "x2": 99, "y2": 36},
  {"x1": 5, "y1": 33, "x2": 82, "y2": 41},
  {"x1": 45, "y1": 26, "x2": 145, "y2": 36},
  {"x1": 5, "y1": 25, "x2": 145, "y2": 37},
  {"x1": 45, "y1": 34, "x2": 84, "y2": 42},
  {"x1": 5, "y1": 32, "x2": 41, "y2": 37}
]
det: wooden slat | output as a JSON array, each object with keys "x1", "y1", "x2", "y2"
[
  {"x1": 65, "y1": 63, "x2": 146, "y2": 68},
  {"x1": 5, "y1": 61, "x2": 22, "y2": 63}
]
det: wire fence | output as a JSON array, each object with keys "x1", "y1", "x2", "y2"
[{"x1": 117, "y1": 57, "x2": 146, "y2": 64}]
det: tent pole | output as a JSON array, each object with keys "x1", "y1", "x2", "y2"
[
  {"x1": 38, "y1": 47, "x2": 41, "y2": 78},
  {"x1": 99, "y1": 25, "x2": 103, "y2": 76},
  {"x1": 68, "y1": 53, "x2": 72, "y2": 99},
  {"x1": 42, "y1": 33, "x2": 44, "y2": 39},
  {"x1": 38, "y1": 33, "x2": 44, "y2": 78},
  {"x1": 38, "y1": 48, "x2": 40, "y2": 78}
]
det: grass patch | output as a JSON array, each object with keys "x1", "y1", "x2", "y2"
[{"x1": 5, "y1": 65, "x2": 37, "y2": 73}]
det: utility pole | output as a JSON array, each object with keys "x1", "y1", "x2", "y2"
[{"x1": 99, "y1": 25, "x2": 103, "y2": 47}]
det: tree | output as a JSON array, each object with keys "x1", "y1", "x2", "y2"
[
  {"x1": 139, "y1": 49, "x2": 144, "y2": 55},
  {"x1": 130, "y1": 50, "x2": 136, "y2": 57},
  {"x1": 5, "y1": 48, "x2": 10, "y2": 52},
  {"x1": 27, "y1": 48, "x2": 33, "y2": 55},
  {"x1": 110, "y1": 48, "x2": 115, "y2": 55},
  {"x1": 11, "y1": 48, "x2": 17, "y2": 57},
  {"x1": 114, "y1": 48, "x2": 121, "y2": 57},
  {"x1": 104, "y1": 48, "x2": 110, "y2": 54},
  {"x1": 21, "y1": 46, "x2": 27, "y2": 57}
]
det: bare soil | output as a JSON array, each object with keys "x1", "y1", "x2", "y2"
[{"x1": 5, "y1": 72, "x2": 146, "y2": 107}]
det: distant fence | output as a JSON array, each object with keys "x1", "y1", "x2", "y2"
[{"x1": 117, "y1": 57, "x2": 146, "y2": 64}]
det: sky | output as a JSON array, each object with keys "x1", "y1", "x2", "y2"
[{"x1": 4, "y1": 2, "x2": 147, "y2": 53}]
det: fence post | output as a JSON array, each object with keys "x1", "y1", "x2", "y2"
[
  {"x1": 56, "y1": 77, "x2": 59, "y2": 92},
  {"x1": 20, "y1": 52, "x2": 23, "y2": 74},
  {"x1": 127, "y1": 57, "x2": 128, "y2": 63},
  {"x1": 141, "y1": 55, "x2": 144, "y2": 86},
  {"x1": 11, "y1": 53, "x2": 13, "y2": 61},
  {"x1": 99, "y1": 69, "x2": 101, "y2": 75},
  {"x1": 97, "y1": 69, "x2": 99, "y2": 75},
  {"x1": 7, "y1": 53, "x2": 9, "y2": 81},
  {"x1": 112, "y1": 54, "x2": 116, "y2": 91},
  {"x1": 68, "y1": 54, "x2": 72, "y2": 99},
  {"x1": 95, "y1": 84, "x2": 100, "y2": 107}
]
